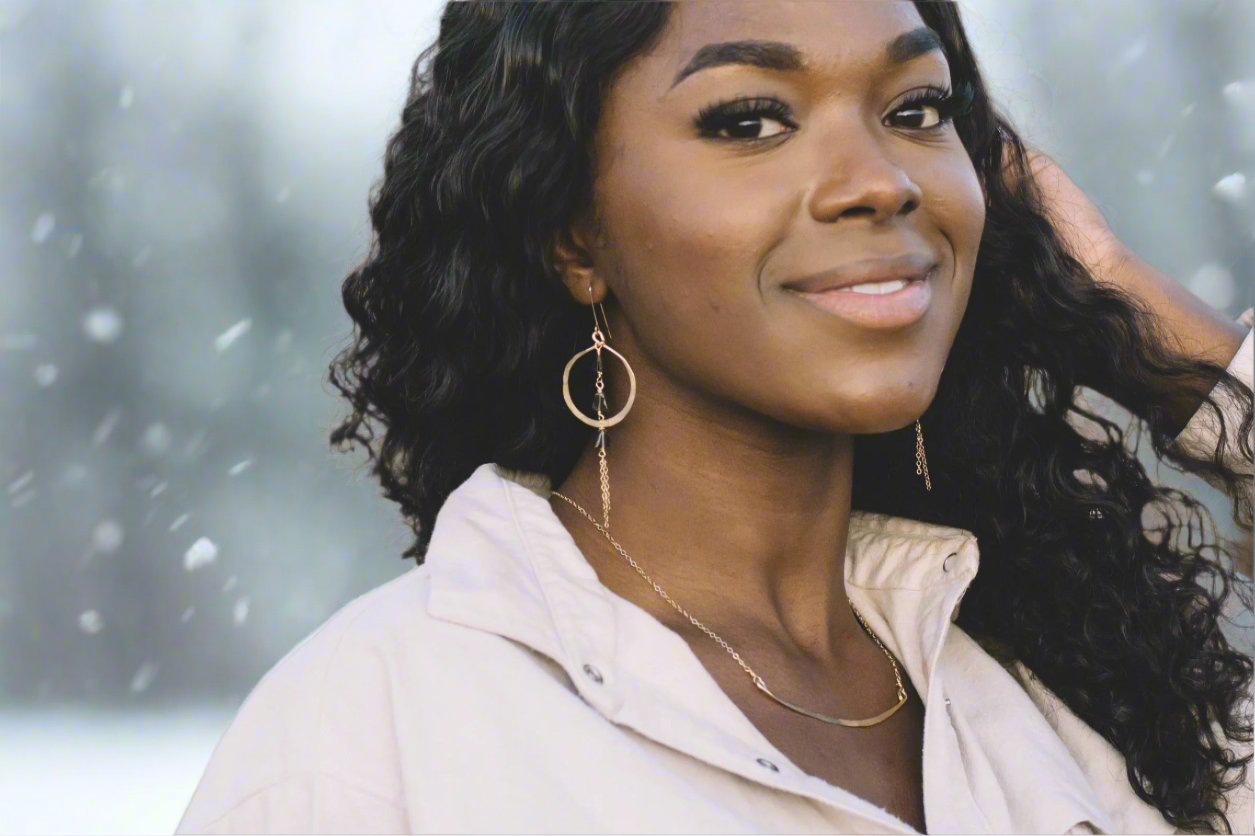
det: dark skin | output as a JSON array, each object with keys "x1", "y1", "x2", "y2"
[
  {"x1": 547, "y1": 0, "x2": 1247, "y2": 831},
  {"x1": 548, "y1": 2, "x2": 983, "y2": 830}
]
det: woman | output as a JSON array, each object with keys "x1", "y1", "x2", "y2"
[{"x1": 176, "y1": 1, "x2": 1254, "y2": 833}]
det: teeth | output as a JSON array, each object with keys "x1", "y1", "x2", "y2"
[{"x1": 838, "y1": 278, "x2": 910, "y2": 295}]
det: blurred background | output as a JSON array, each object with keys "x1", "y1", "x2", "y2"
[{"x1": 1, "y1": 0, "x2": 1252, "y2": 832}]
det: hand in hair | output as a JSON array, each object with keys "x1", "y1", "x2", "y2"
[{"x1": 1019, "y1": 147, "x2": 1249, "y2": 436}]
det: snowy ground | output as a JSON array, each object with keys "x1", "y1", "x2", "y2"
[{"x1": 0, "y1": 706, "x2": 234, "y2": 835}]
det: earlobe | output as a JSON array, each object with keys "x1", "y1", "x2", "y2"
[{"x1": 549, "y1": 222, "x2": 608, "y2": 305}]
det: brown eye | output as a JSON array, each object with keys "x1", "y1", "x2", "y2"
[
  {"x1": 694, "y1": 96, "x2": 797, "y2": 143},
  {"x1": 886, "y1": 84, "x2": 973, "y2": 132},
  {"x1": 893, "y1": 101, "x2": 944, "y2": 130}
]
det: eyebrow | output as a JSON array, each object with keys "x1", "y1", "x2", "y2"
[{"x1": 668, "y1": 26, "x2": 944, "y2": 90}]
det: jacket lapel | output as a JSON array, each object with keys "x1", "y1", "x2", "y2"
[{"x1": 425, "y1": 462, "x2": 1132, "y2": 834}]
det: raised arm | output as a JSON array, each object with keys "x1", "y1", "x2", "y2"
[{"x1": 1019, "y1": 150, "x2": 1249, "y2": 434}]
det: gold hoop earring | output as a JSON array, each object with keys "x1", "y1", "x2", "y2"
[
  {"x1": 914, "y1": 418, "x2": 932, "y2": 491},
  {"x1": 561, "y1": 282, "x2": 635, "y2": 529}
]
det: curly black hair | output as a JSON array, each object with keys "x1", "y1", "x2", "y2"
[{"x1": 327, "y1": 1, "x2": 1254, "y2": 830}]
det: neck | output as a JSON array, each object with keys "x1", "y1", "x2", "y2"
[{"x1": 549, "y1": 362, "x2": 867, "y2": 668}]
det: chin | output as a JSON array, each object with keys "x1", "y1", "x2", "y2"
[{"x1": 827, "y1": 387, "x2": 938, "y2": 435}]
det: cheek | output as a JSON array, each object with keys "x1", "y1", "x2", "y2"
[
  {"x1": 932, "y1": 163, "x2": 987, "y2": 271},
  {"x1": 590, "y1": 156, "x2": 797, "y2": 409},
  {"x1": 599, "y1": 144, "x2": 784, "y2": 326}
]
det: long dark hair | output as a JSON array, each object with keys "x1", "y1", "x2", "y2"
[{"x1": 327, "y1": 2, "x2": 1253, "y2": 830}]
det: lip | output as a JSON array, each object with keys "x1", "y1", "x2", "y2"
[
  {"x1": 785, "y1": 265, "x2": 936, "y2": 329},
  {"x1": 783, "y1": 253, "x2": 938, "y2": 293}
]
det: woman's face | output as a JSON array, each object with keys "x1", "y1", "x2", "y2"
[{"x1": 574, "y1": 0, "x2": 985, "y2": 435}]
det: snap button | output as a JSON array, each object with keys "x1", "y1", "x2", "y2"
[
  {"x1": 1087, "y1": 507, "x2": 1105, "y2": 521},
  {"x1": 755, "y1": 757, "x2": 779, "y2": 772},
  {"x1": 942, "y1": 552, "x2": 957, "y2": 572},
  {"x1": 582, "y1": 663, "x2": 604, "y2": 684},
  {"x1": 944, "y1": 697, "x2": 952, "y2": 706}
]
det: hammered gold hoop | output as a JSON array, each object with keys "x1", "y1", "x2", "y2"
[{"x1": 562, "y1": 342, "x2": 637, "y2": 428}]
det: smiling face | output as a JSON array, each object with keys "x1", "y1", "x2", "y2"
[{"x1": 560, "y1": 0, "x2": 986, "y2": 435}]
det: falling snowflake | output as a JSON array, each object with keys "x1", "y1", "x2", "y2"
[
  {"x1": 92, "y1": 520, "x2": 124, "y2": 554},
  {"x1": 62, "y1": 464, "x2": 88, "y2": 487},
  {"x1": 129, "y1": 662, "x2": 158, "y2": 693},
  {"x1": 213, "y1": 318, "x2": 252, "y2": 352},
  {"x1": 140, "y1": 422, "x2": 172, "y2": 456},
  {"x1": 1213, "y1": 172, "x2": 1247, "y2": 205},
  {"x1": 1222, "y1": 79, "x2": 1251, "y2": 107},
  {"x1": 180, "y1": 606, "x2": 195, "y2": 623},
  {"x1": 92, "y1": 407, "x2": 123, "y2": 446},
  {"x1": 30, "y1": 212, "x2": 55, "y2": 244},
  {"x1": 232, "y1": 596, "x2": 250, "y2": 625},
  {"x1": 169, "y1": 512, "x2": 191, "y2": 532},
  {"x1": 78, "y1": 610, "x2": 104, "y2": 634},
  {"x1": 1117, "y1": 38, "x2": 1146, "y2": 67},
  {"x1": 118, "y1": 85, "x2": 134, "y2": 109},
  {"x1": 88, "y1": 166, "x2": 127, "y2": 193},
  {"x1": 183, "y1": 536, "x2": 218, "y2": 571},
  {"x1": 82, "y1": 307, "x2": 124, "y2": 343},
  {"x1": 1155, "y1": 133, "x2": 1176, "y2": 161},
  {"x1": 274, "y1": 186, "x2": 291, "y2": 203},
  {"x1": 8, "y1": 471, "x2": 34, "y2": 495},
  {"x1": 33, "y1": 363, "x2": 58, "y2": 387},
  {"x1": 227, "y1": 459, "x2": 252, "y2": 476},
  {"x1": 221, "y1": 574, "x2": 238, "y2": 593}
]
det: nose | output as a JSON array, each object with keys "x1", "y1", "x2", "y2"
[{"x1": 806, "y1": 131, "x2": 923, "y2": 225}]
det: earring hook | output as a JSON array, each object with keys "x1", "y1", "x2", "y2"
[{"x1": 588, "y1": 280, "x2": 612, "y2": 340}]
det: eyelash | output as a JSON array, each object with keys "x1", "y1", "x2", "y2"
[{"x1": 693, "y1": 83, "x2": 975, "y2": 143}]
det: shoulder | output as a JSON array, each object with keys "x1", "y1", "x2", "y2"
[
  {"x1": 176, "y1": 566, "x2": 445, "y2": 833},
  {"x1": 215, "y1": 564, "x2": 441, "y2": 748},
  {"x1": 1004, "y1": 658, "x2": 1254, "y2": 834}
]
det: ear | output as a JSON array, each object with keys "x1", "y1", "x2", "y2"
[{"x1": 548, "y1": 208, "x2": 611, "y2": 306}]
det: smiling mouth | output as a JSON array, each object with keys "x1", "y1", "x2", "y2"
[
  {"x1": 782, "y1": 253, "x2": 938, "y2": 294},
  {"x1": 833, "y1": 277, "x2": 919, "y2": 295},
  {"x1": 785, "y1": 267, "x2": 936, "y2": 329}
]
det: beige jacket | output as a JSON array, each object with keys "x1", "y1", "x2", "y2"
[{"x1": 176, "y1": 313, "x2": 1253, "y2": 834}]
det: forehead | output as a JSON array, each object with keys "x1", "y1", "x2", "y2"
[{"x1": 643, "y1": 0, "x2": 936, "y2": 93}]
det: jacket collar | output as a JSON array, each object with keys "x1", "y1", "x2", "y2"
[
  {"x1": 424, "y1": 462, "x2": 1122, "y2": 833},
  {"x1": 424, "y1": 463, "x2": 978, "y2": 705}
]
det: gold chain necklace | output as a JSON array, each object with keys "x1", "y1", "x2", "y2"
[{"x1": 550, "y1": 490, "x2": 909, "y2": 728}]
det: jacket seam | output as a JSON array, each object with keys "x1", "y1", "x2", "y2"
[
  {"x1": 941, "y1": 698, "x2": 999, "y2": 834},
  {"x1": 195, "y1": 770, "x2": 408, "y2": 832},
  {"x1": 310, "y1": 594, "x2": 404, "y2": 816}
]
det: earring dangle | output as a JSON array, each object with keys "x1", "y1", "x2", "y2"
[
  {"x1": 914, "y1": 418, "x2": 932, "y2": 491},
  {"x1": 561, "y1": 282, "x2": 637, "y2": 530}
]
